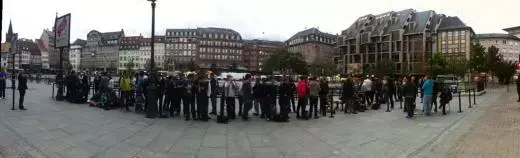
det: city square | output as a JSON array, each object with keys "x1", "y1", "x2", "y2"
[{"x1": 0, "y1": 82, "x2": 514, "y2": 158}]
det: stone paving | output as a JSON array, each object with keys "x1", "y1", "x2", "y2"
[
  {"x1": 0, "y1": 82, "x2": 507, "y2": 158},
  {"x1": 445, "y1": 89, "x2": 520, "y2": 158}
]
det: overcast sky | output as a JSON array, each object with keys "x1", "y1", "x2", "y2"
[{"x1": 1, "y1": 0, "x2": 519, "y2": 42}]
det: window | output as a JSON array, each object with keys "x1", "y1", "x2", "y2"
[
  {"x1": 448, "y1": 40, "x2": 452, "y2": 44},
  {"x1": 461, "y1": 30, "x2": 466, "y2": 36},
  {"x1": 448, "y1": 32, "x2": 453, "y2": 36}
]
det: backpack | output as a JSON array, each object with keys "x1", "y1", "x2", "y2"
[{"x1": 297, "y1": 81, "x2": 308, "y2": 97}]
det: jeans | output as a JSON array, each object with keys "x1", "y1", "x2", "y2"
[
  {"x1": 309, "y1": 96, "x2": 319, "y2": 117},
  {"x1": 385, "y1": 92, "x2": 394, "y2": 110},
  {"x1": 279, "y1": 96, "x2": 290, "y2": 119},
  {"x1": 226, "y1": 97, "x2": 237, "y2": 119},
  {"x1": 238, "y1": 95, "x2": 243, "y2": 116},
  {"x1": 120, "y1": 91, "x2": 131, "y2": 110},
  {"x1": 319, "y1": 94, "x2": 328, "y2": 116},
  {"x1": 242, "y1": 97, "x2": 252, "y2": 118},
  {"x1": 253, "y1": 98, "x2": 261, "y2": 114},
  {"x1": 422, "y1": 95, "x2": 432, "y2": 115},
  {"x1": 183, "y1": 95, "x2": 196, "y2": 119},
  {"x1": 0, "y1": 80, "x2": 5, "y2": 98},
  {"x1": 405, "y1": 97, "x2": 415, "y2": 117},
  {"x1": 210, "y1": 93, "x2": 217, "y2": 113},
  {"x1": 297, "y1": 96, "x2": 308, "y2": 117},
  {"x1": 197, "y1": 95, "x2": 209, "y2": 120}
]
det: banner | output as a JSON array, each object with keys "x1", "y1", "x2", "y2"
[{"x1": 54, "y1": 14, "x2": 71, "y2": 48}]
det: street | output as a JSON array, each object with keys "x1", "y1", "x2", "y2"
[{"x1": 0, "y1": 82, "x2": 508, "y2": 158}]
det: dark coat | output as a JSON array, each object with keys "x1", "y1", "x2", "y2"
[
  {"x1": 319, "y1": 80, "x2": 329, "y2": 96},
  {"x1": 278, "y1": 82, "x2": 292, "y2": 98},
  {"x1": 342, "y1": 80, "x2": 354, "y2": 100},
  {"x1": 17, "y1": 74, "x2": 28, "y2": 91},
  {"x1": 402, "y1": 82, "x2": 417, "y2": 98}
]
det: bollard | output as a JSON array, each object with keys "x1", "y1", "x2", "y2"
[
  {"x1": 458, "y1": 91, "x2": 462, "y2": 113},
  {"x1": 51, "y1": 83, "x2": 55, "y2": 98},
  {"x1": 468, "y1": 88, "x2": 472, "y2": 108},
  {"x1": 473, "y1": 88, "x2": 476, "y2": 105}
]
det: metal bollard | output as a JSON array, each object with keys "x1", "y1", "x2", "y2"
[
  {"x1": 473, "y1": 88, "x2": 476, "y2": 105},
  {"x1": 51, "y1": 83, "x2": 55, "y2": 98},
  {"x1": 468, "y1": 88, "x2": 472, "y2": 108},
  {"x1": 458, "y1": 91, "x2": 462, "y2": 113}
]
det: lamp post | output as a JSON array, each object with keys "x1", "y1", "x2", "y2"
[{"x1": 145, "y1": 0, "x2": 158, "y2": 119}]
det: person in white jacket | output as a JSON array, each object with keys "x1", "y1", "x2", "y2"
[
  {"x1": 362, "y1": 76, "x2": 373, "y2": 105},
  {"x1": 224, "y1": 75, "x2": 239, "y2": 119}
]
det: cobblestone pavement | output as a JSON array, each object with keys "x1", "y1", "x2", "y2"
[
  {"x1": 445, "y1": 89, "x2": 520, "y2": 158},
  {"x1": 0, "y1": 82, "x2": 506, "y2": 158}
]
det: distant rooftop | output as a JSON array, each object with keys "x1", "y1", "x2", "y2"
[{"x1": 475, "y1": 33, "x2": 520, "y2": 41}]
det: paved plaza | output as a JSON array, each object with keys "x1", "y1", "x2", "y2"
[{"x1": 0, "y1": 82, "x2": 510, "y2": 158}]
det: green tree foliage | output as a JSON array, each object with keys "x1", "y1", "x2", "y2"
[
  {"x1": 428, "y1": 52, "x2": 447, "y2": 77},
  {"x1": 469, "y1": 43, "x2": 487, "y2": 72},
  {"x1": 375, "y1": 59, "x2": 396, "y2": 76},
  {"x1": 263, "y1": 49, "x2": 308, "y2": 75},
  {"x1": 486, "y1": 46, "x2": 502, "y2": 71},
  {"x1": 445, "y1": 58, "x2": 468, "y2": 78},
  {"x1": 494, "y1": 61, "x2": 515, "y2": 84},
  {"x1": 187, "y1": 60, "x2": 199, "y2": 71},
  {"x1": 125, "y1": 59, "x2": 135, "y2": 71}
]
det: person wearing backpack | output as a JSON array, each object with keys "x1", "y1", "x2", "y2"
[
  {"x1": 296, "y1": 76, "x2": 309, "y2": 119},
  {"x1": 119, "y1": 73, "x2": 132, "y2": 111}
]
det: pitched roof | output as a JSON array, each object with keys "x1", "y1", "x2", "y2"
[
  {"x1": 287, "y1": 28, "x2": 336, "y2": 41},
  {"x1": 72, "y1": 39, "x2": 87, "y2": 46},
  {"x1": 100, "y1": 30, "x2": 124, "y2": 41},
  {"x1": 243, "y1": 39, "x2": 284, "y2": 46},
  {"x1": 1, "y1": 43, "x2": 11, "y2": 53},
  {"x1": 35, "y1": 39, "x2": 48, "y2": 52},
  {"x1": 475, "y1": 33, "x2": 520, "y2": 41},
  {"x1": 503, "y1": 26, "x2": 520, "y2": 32}
]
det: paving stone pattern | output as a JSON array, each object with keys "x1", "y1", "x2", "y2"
[{"x1": 0, "y1": 82, "x2": 507, "y2": 158}]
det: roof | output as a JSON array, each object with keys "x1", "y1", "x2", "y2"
[
  {"x1": 166, "y1": 28, "x2": 197, "y2": 32},
  {"x1": 101, "y1": 30, "x2": 124, "y2": 41},
  {"x1": 243, "y1": 39, "x2": 284, "y2": 46},
  {"x1": 438, "y1": 16, "x2": 472, "y2": 31},
  {"x1": 503, "y1": 26, "x2": 520, "y2": 32},
  {"x1": 287, "y1": 28, "x2": 336, "y2": 41},
  {"x1": 71, "y1": 39, "x2": 87, "y2": 46},
  {"x1": 475, "y1": 33, "x2": 520, "y2": 41}
]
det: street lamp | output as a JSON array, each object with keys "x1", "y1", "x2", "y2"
[{"x1": 145, "y1": 0, "x2": 158, "y2": 119}]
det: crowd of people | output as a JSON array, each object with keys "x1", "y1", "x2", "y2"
[{"x1": 58, "y1": 70, "x2": 459, "y2": 123}]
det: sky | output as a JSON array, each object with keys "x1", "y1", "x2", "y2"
[{"x1": 1, "y1": 0, "x2": 519, "y2": 42}]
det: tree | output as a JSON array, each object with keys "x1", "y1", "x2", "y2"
[
  {"x1": 494, "y1": 60, "x2": 515, "y2": 84},
  {"x1": 486, "y1": 45, "x2": 502, "y2": 72},
  {"x1": 446, "y1": 58, "x2": 468, "y2": 78},
  {"x1": 263, "y1": 49, "x2": 308, "y2": 75},
  {"x1": 375, "y1": 59, "x2": 396, "y2": 76},
  {"x1": 186, "y1": 60, "x2": 199, "y2": 71},
  {"x1": 428, "y1": 52, "x2": 448, "y2": 77},
  {"x1": 469, "y1": 43, "x2": 487, "y2": 73}
]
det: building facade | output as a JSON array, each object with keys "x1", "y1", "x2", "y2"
[
  {"x1": 81, "y1": 30, "x2": 124, "y2": 72},
  {"x1": 29, "y1": 42, "x2": 42, "y2": 70},
  {"x1": 504, "y1": 26, "x2": 520, "y2": 38},
  {"x1": 243, "y1": 39, "x2": 284, "y2": 71},
  {"x1": 165, "y1": 27, "x2": 243, "y2": 70},
  {"x1": 286, "y1": 28, "x2": 337, "y2": 66},
  {"x1": 1, "y1": 43, "x2": 9, "y2": 69},
  {"x1": 70, "y1": 39, "x2": 86, "y2": 72},
  {"x1": 118, "y1": 36, "x2": 143, "y2": 71},
  {"x1": 475, "y1": 34, "x2": 520, "y2": 62},
  {"x1": 35, "y1": 39, "x2": 50, "y2": 70},
  {"x1": 15, "y1": 39, "x2": 34, "y2": 70},
  {"x1": 137, "y1": 36, "x2": 166, "y2": 70},
  {"x1": 338, "y1": 9, "x2": 473, "y2": 74}
]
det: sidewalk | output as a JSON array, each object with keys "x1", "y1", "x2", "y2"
[{"x1": 446, "y1": 90, "x2": 520, "y2": 158}]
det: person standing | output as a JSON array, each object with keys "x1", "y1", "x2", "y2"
[
  {"x1": 241, "y1": 74, "x2": 253, "y2": 121},
  {"x1": 296, "y1": 76, "x2": 309, "y2": 119},
  {"x1": 196, "y1": 74, "x2": 210, "y2": 121},
  {"x1": 421, "y1": 75, "x2": 433, "y2": 116},
  {"x1": 252, "y1": 77, "x2": 262, "y2": 116},
  {"x1": 342, "y1": 78, "x2": 356, "y2": 114},
  {"x1": 402, "y1": 77, "x2": 416, "y2": 118},
  {"x1": 119, "y1": 73, "x2": 132, "y2": 111},
  {"x1": 439, "y1": 85, "x2": 452, "y2": 115},
  {"x1": 265, "y1": 77, "x2": 277, "y2": 120},
  {"x1": 17, "y1": 72, "x2": 28, "y2": 110},
  {"x1": 361, "y1": 76, "x2": 373, "y2": 105},
  {"x1": 308, "y1": 77, "x2": 321, "y2": 119},
  {"x1": 516, "y1": 76, "x2": 520, "y2": 102},
  {"x1": 318, "y1": 77, "x2": 329, "y2": 116},
  {"x1": 0, "y1": 69, "x2": 6, "y2": 99},
  {"x1": 289, "y1": 78, "x2": 296, "y2": 113},
  {"x1": 172, "y1": 75, "x2": 183, "y2": 116},
  {"x1": 182, "y1": 74, "x2": 196, "y2": 121},
  {"x1": 383, "y1": 76, "x2": 395, "y2": 112},
  {"x1": 209, "y1": 74, "x2": 218, "y2": 115},
  {"x1": 224, "y1": 75, "x2": 239, "y2": 120},
  {"x1": 278, "y1": 76, "x2": 292, "y2": 121}
]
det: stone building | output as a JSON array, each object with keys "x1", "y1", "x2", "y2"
[
  {"x1": 242, "y1": 39, "x2": 285, "y2": 72},
  {"x1": 475, "y1": 33, "x2": 520, "y2": 62},
  {"x1": 286, "y1": 28, "x2": 337, "y2": 65},
  {"x1": 137, "y1": 36, "x2": 166, "y2": 70},
  {"x1": 165, "y1": 27, "x2": 243, "y2": 70},
  {"x1": 81, "y1": 30, "x2": 124, "y2": 72},
  {"x1": 337, "y1": 9, "x2": 474, "y2": 74},
  {"x1": 118, "y1": 36, "x2": 143, "y2": 71},
  {"x1": 70, "y1": 39, "x2": 86, "y2": 72}
]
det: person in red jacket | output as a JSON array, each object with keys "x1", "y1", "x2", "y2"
[{"x1": 296, "y1": 76, "x2": 309, "y2": 119}]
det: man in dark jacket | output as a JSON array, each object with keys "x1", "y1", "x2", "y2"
[
  {"x1": 252, "y1": 77, "x2": 262, "y2": 116},
  {"x1": 182, "y1": 74, "x2": 197, "y2": 120},
  {"x1": 516, "y1": 76, "x2": 520, "y2": 102},
  {"x1": 209, "y1": 74, "x2": 218, "y2": 115},
  {"x1": 278, "y1": 76, "x2": 292, "y2": 120},
  {"x1": 342, "y1": 78, "x2": 356, "y2": 114},
  {"x1": 402, "y1": 77, "x2": 417, "y2": 118},
  {"x1": 241, "y1": 74, "x2": 253, "y2": 120},
  {"x1": 289, "y1": 78, "x2": 296, "y2": 113},
  {"x1": 197, "y1": 74, "x2": 210, "y2": 121},
  {"x1": 18, "y1": 72, "x2": 28, "y2": 110},
  {"x1": 318, "y1": 77, "x2": 329, "y2": 116}
]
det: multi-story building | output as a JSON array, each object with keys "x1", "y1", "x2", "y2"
[
  {"x1": 29, "y1": 42, "x2": 42, "y2": 70},
  {"x1": 286, "y1": 28, "x2": 337, "y2": 65},
  {"x1": 1, "y1": 43, "x2": 9, "y2": 69},
  {"x1": 475, "y1": 34, "x2": 520, "y2": 62},
  {"x1": 35, "y1": 39, "x2": 50, "y2": 70},
  {"x1": 435, "y1": 16, "x2": 474, "y2": 60},
  {"x1": 81, "y1": 29, "x2": 124, "y2": 72},
  {"x1": 338, "y1": 9, "x2": 474, "y2": 74},
  {"x1": 15, "y1": 39, "x2": 34, "y2": 69},
  {"x1": 70, "y1": 39, "x2": 86, "y2": 72},
  {"x1": 243, "y1": 39, "x2": 285, "y2": 71},
  {"x1": 118, "y1": 36, "x2": 143, "y2": 71},
  {"x1": 137, "y1": 36, "x2": 165, "y2": 70},
  {"x1": 165, "y1": 27, "x2": 243, "y2": 70},
  {"x1": 504, "y1": 26, "x2": 520, "y2": 38}
]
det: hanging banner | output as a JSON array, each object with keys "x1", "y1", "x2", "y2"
[{"x1": 54, "y1": 13, "x2": 71, "y2": 48}]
